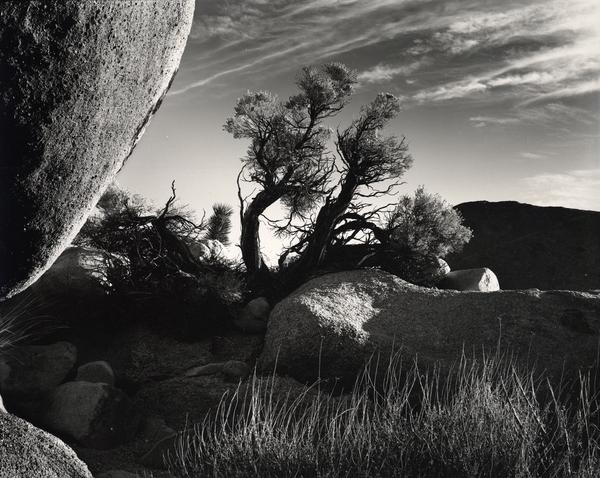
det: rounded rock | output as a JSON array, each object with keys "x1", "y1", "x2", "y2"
[
  {"x1": 43, "y1": 381, "x2": 139, "y2": 449},
  {"x1": 260, "y1": 269, "x2": 600, "y2": 384},
  {"x1": 439, "y1": 267, "x2": 500, "y2": 292},
  {"x1": 75, "y1": 361, "x2": 115, "y2": 386},
  {"x1": 241, "y1": 297, "x2": 271, "y2": 322}
]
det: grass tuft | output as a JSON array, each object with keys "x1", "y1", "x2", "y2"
[
  {"x1": 168, "y1": 352, "x2": 600, "y2": 478},
  {"x1": 0, "y1": 293, "x2": 54, "y2": 356}
]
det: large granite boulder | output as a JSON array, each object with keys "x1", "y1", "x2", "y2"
[
  {"x1": 0, "y1": 412, "x2": 92, "y2": 478},
  {"x1": 0, "y1": 1, "x2": 195, "y2": 300},
  {"x1": 259, "y1": 269, "x2": 600, "y2": 384}
]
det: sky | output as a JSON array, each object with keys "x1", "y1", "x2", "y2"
[{"x1": 118, "y1": 0, "x2": 600, "y2": 251}]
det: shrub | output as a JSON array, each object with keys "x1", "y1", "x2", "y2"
[
  {"x1": 75, "y1": 183, "x2": 243, "y2": 334},
  {"x1": 387, "y1": 186, "x2": 472, "y2": 259},
  {"x1": 381, "y1": 187, "x2": 472, "y2": 285},
  {"x1": 168, "y1": 354, "x2": 600, "y2": 478}
]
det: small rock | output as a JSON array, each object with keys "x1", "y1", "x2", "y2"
[
  {"x1": 233, "y1": 317, "x2": 267, "y2": 334},
  {"x1": 0, "y1": 392, "x2": 6, "y2": 413},
  {"x1": 428, "y1": 257, "x2": 451, "y2": 277},
  {"x1": 420, "y1": 257, "x2": 451, "y2": 285},
  {"x1": 439, "y1": 267, "x2": 500, "y2": 292},
  {"x1": 137, "y1": 416, "x2": 178, "y2": 469},
  {"x1": 0, "y1": 341, "x2": 77, "y2": 397},
  {"x1": 44, "y1": 382, "x2": 139, "y2": 449},
  {"x1": 241, "y1": 297, "x2": 271, "y2": 322},
  {"x1": 184, "y1": 362, "x2": 225, "y2": 377},
  {"x1": 222, "y1": 360, "x2": 251, "y2": 381},
  {"x1": 76, "y1": 361, "x2": 115, "y2": 386}
]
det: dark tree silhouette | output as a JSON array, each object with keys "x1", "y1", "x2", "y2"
[
  {"x1": 224, "y1": 64, "x2": 356, "y2": 286},
  {"x1": 287, "y1": 93, "x2": 413, "y2": 279},
  {"x1": 227, "y1": 63, "x2": 470, "y2": 293}
]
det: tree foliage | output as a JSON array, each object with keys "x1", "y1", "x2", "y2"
[
  {"x1": 206, "y1": 204, "x2": 234, "y2": 246},
  {"x1": 224, "y1": 64, "x2": 356, "y2": 283},
  {"x1": 386, "y1": 187, "x2": 473, "y2": 259}
]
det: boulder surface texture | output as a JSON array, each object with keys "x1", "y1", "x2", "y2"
[
  {"x1": 0, "y1": 0, "x2": 195, "y2": 300},
  {"x1": 260, "y1": 269, "x2": 600, "y2": 384},
  {"x1": 0, "y1": 412, "x2": 92, "y2": 478}
]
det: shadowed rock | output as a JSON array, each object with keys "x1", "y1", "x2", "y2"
[
  {"x1": 0, "y1": 1, "x2": 195, "y2": 300},
  {"x1": 43, "y1": 382, "x2": 139, "y2": 449},
  {"x1": 0, "y1": 342, "x2": 77, "y2": 398},
  {"x1": 260, "y1": 269, "x2": 600, "y2": 384}
]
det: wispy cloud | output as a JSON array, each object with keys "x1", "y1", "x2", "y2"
[
  {"x1": 519, "y1": 151, "x2": 549, "y2": 160},
  {"x1": 469, "y1": 116, "x2": 522, "y2": 127},
  {"x1": 181, "y1": 0, "x2": 599, "y2": 111},
  {"x1": 358, "y1": 61, "x2": 425, "y2": 84},
  {"x1": 410, "y1": 0, "x2": 600, "y2": 105},
  {"x1": 521, "y1": 168, "x2": 600, "y2": 211},
  {"x1": 468, "y1": 103, "x2": 598, "y2": 129},
  {"x1": 169, "y1": 43, "x2": 308, "y2": 96}
]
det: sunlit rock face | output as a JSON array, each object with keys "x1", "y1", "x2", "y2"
[{"x1": 0, "y1": 1, "x2": 195, "y2": 300}]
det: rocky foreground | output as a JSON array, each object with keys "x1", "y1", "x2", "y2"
[{"x1": 2, "y1": 259, "x2": 600, "y2": 476}]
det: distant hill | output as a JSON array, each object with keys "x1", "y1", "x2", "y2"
[{"x1": 448, "y1": 201, "x2": 600, "y2": 291}]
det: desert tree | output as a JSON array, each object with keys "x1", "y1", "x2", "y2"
[
  {"x1": 227, "y1": 63, "x2": 470, "y2": 293},
  {"x1": 284, "y1": 92, "x2": 413, "y2": 279},
  {"x1": 224, "y1": 63, "x2": 356, "y2": 284}
]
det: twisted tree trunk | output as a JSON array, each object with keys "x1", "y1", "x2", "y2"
[
  {"x1": 291, "y1": 174, "x2": 359, "y2": 280},
  {"x1": 240, "y1": 189, "x2": 280, "y2": 291}
]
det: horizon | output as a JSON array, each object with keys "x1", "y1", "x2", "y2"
[{"x1": 117, "y1": 0, "x2": 600, "y2": 252}]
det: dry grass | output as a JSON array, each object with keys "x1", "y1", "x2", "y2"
[
  {"x1": 167, "y1": 353, "x2": 600, "y2": 478},
  {"x1": 0, "y1": 294, "x2": 54, "y2": 355}
]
